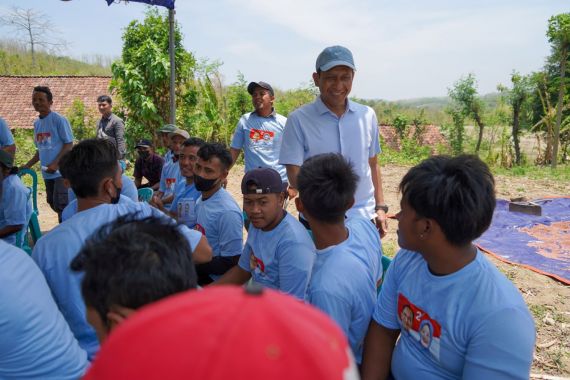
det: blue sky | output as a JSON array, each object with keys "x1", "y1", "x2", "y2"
[{"x1": 0, "y1": 0, "x2": 568, "y2": 100}]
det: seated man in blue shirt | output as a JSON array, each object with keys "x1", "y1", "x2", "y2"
[
  {"x1": 154, "y1": 128, "x2": 189, "y2": 208},
  {"x1": 297, "y1": 153, "x2": 382, "y2": 365},
  {"x1": 71, "y1": 215, "x2": 199, "y2": 344},
  {"x1": 215, "y1": 168, "x2": 315, "y2": 300},
  {"x1": 361, "y1": 155, "x2": 535, "y2": 380},
  {"x1": 193, "y1": 142, "x2": 243, "y2": 285},
  {"x1": 32, "y1": 139, "x2": 211, "y2": 360}
]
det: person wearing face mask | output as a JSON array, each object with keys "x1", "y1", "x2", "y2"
[
  {"x1": 32, "y1": 139, "x2": 213, "y2": 360},
  {"x1": 193, "y1": 142, "x2": 244, "y2": 286},
  {"x1": 133, "y1": 139, "x2": 164, "y2": 190}
]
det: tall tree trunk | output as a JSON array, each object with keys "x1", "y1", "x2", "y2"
[
  {"x1": 512, "y1": 104, "x2": 521, "y2": 165},
  {"x1": 551, "y1": 44, "x2": 567, "y2": 168},
  {"x1": 474, "y1": 113, "x2": 485, "y2": 153}
]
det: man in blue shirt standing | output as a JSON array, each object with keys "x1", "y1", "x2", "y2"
[
  {"x1": 279, "y1": 46, "x2": 388, "y2": 236},
  {"x1": 230, "y1": 81, "x2": 287, "y2": 183},
  {"x1": 216, "y1": 167, "x2": 315, "y2": 300},
  {"x1": 194, "y1": 142, "x2": 243, "y2": 285},
  {"x1": 23, "y1": 86, "x2": 74, "y2": 222}
]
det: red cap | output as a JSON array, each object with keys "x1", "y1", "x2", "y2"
[{"x1": 84, "y1": 285, "x2": 359, "y2": 380}]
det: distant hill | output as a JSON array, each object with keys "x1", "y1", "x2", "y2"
[
  {"x1": 392, "y1": 93, "x2": 501, "y2": 110},
  {"x1": 0, "y1": 40, "x2": 112, "y2": 76}
]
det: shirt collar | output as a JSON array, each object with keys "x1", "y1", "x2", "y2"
[
  {"x1": 315, "y1": 96, "x2": 354, "y2": 116},
  {"x1": 254, "y1": 108, "x2": 276, "y2": 118}
]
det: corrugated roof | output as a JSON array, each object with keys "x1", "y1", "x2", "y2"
[{"x1": 0, "y1": 75, "x2": 111, "y2": 130}]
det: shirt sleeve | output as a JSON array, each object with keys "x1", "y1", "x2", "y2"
[
  {"x1": 113, "y1": 117, "x2": 126, "y2": 159},
  {"x1": 3, "y1": 182, "x2": 28, "y2": 226},
  {"x1": 373, "y1": 250, "x2": 401, "y2": 329},
  {"x1": 57, "y1": 115, "x2": 74, "y2": 143},
  {"x1": 177, "y1": 224, "x2": 203, "y2": 252},
  {"x1": 369, "y1": 109, "x2": 381, "y2": 157},
  {"x1": 237, "y1": 243, "x2": 252, "y2": 272},
  {"x1": 159, "y1": 163, "x2": 169, "y2": 192},
  {"x1": 278, "y1": 114, "x2": 305, "y2": 166},
  {"x1": 217, "y1": 210, "x2": 243, "y2": 257},
  {"x1": 230, "y1": 118, "x2": 245, "y2": 149},
  {"x1": 462, "y1": 307, "x2": 535, "y2": 380},
  {"x1": 0, "y1": 118, "x2": 14, "y2": 146},
  {"x1": 277, "y1": 242, "x2": 314, "y2": 300},
  {"x1": 309, "y1": 290, "x2": 352, "y2": 337}
]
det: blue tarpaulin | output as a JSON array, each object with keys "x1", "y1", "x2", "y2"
[{"x1": 105, "y1": 0, "x2": 175, "y2": 9}]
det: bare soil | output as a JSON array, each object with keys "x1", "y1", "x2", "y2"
[{"x1": 37, "y1": 164, "x2": 570, "y2": 377}]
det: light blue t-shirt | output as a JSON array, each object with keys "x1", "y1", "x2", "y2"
[
  {"x1": 0, "y1": 174, "x2": 33, "y2": 246},
  {"x1": 33, "y1": 111, "x2": 74, "y2": 180},
  {"x1": 195, "y1": 188, "x2": 243, "y2": 279},
  {"x1": 231, "y1": 111, "x2": 287, "y2": 182},
  {"x1": 159, "y1": 159, "x2": 183, "y2": 197},
  {"x1": 32, "y1": 201, "x2": 203, "y2": 360},
  {"x1": 0, "y1": 240, "x2": 88, "y2": 379},
  {"x1": 307, "y1": 216, "x2": 382, "y2": 364},
  {"x1": 279, "y1": 97, "x2": 381, "y2": 219},
  {"x1": 0, "y1": 117, "x2": 14, "y2": 148},
  {"x1": 67, "y1": 173, "x2": 138, "y2": 203},
  {"x1": 170, "y1": 180, "x2": 200, "y2": 228},
  {"x1": 374, "y1": 249, "x2": 535, "y2": 380},
  {"x1": 62, "y1": 194, "x2": 134, "y2": 222},
  {"x1": 237, "y1": 212, "x2": 315, "y2": 300}
]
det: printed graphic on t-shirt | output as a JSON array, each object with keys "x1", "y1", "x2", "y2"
[
  {"x1": 249, "y1": 128, "x2": 274, "y2": 147},
  {"x1": 249, "y1": 249, "x2": 265, "y2": 274},
  {"x1": 165, "y1": 177, "x2": 176, "y2": 191},
  {"x1": 36, "y1": 132, "x2": 53, "y2": 150},
  {"x1": 398, "y1": 293, "x2": 442, "y2": 360},
  {"x1": 177, "y1": 198, "x2": 196, "y2": 226}
]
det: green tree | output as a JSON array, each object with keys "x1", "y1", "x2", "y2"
[
  {"x1": 392, "y1": 114, "x2": 409, "y2": 139},
  {"x1": 444, "y1": 106, "x2": 465, "y2": 155},
  {"x1": 448, "y1": 74, "x2": 486, "y2": 152},
  {"x1": 65, "y1": 99, "x2": 97, "y2": 141},
  {"x1": 110, "y1": 8, "x2": 196, "y2": 146},
  {"x1": 497, "y1": 71, "x2": 532, "y2": 165},
  {"x1": 546, "y1": 13, "x2": 570, "y2": 168}
]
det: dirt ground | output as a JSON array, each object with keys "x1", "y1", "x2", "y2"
[{"x1": 36, "y1": 164, "x2": 570, "y2": 377}]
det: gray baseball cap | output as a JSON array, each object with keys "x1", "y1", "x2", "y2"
[{"x1": 315, "y1": 45, "x2": 356, "y2": 72}]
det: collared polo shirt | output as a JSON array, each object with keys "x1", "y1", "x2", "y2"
[{"x1": 279, "y1": 97, "x2": 381, "y2": 219}]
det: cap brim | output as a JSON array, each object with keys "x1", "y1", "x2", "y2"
[{"x1": 318, "y1": 60, "x2": 356, "y2": 72}]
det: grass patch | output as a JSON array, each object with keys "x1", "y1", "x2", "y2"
[{"x1": 493, "y1": 164, "x2": 570, "y2": 181}]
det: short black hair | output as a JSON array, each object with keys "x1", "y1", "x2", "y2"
[
  {"x1": 297, "y1": 153, "x2": 359, "y2": 223},
  {"x1": 182, "y1": 137, "x2": 206, "y2": 149},
  {"x1": 197, "y1": 142, "x2": 232, "y2": 170},
  {"x1": 97, "y1": 95, "x2": 112, "y2": 104},
  {"x1": 59, "y1": 139, "x2": 119, "y2": 198},
  {"x1": 399, "y1": 154, "x2": 495, "y2": 246},
  {"x1": 70, "y1": 214, "x2": 198, "y2": 325},
  {"x1": 33, "y1": 86, "x2": 53, "y2": 102}
]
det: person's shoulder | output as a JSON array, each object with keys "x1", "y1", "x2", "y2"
[
  {"x1": 278, "y1": 213, "x2": 314, "y2": 244},
  {"x1": 275, "y1": 113, "x2": 287, "y2": 124},
  {"x1": 110, "y1": 113, "x2": 124, "y2": 122},
  {"x1": 216, "y1": 188, "x2": 241, "y2": 210}
]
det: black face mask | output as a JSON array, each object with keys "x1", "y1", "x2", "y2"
[
  {"x1": 138, "y1": 151, "x2": 150, "y2": 159},
  {"x1": 194, "y1": 174, "x2": 218, "y2": 192},
  {"x1": 110, "y1": 183, "x2": 122, "y2": 204}
]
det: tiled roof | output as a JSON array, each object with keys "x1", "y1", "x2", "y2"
[
  {"x1": 0, "y1": 76, "x2": 111, "y2": 130},
  {"x1": 379, "y1": 124, "x2": 448, "y2": 153}
]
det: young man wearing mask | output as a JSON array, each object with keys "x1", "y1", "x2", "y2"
[{"x1": 133, "y1": 139, "x2": 164, "y2": 190}]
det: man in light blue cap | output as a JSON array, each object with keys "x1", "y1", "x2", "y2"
[{"x1": 279, "y1": 45, "x2": 389, "y2": 237}]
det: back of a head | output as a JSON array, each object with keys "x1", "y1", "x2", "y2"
[
  {"x1": 59, "y1": 139, "x2": 119, "y2": 198},
  {"x1": 399, "y1": 154, "x2": 496, "y2": 246},
  {"x1": 197, "y1": 142, "x2": 232, "y2": 170},
  {"x1": 82, "y1": 285, "x2": 359, "y2": 380},
  {"x1": 70, "y1": 215, "x2": 197, "y2": 325},
  {"x1": 297, "y1": 153, "x2": 359, "y2": 223}
]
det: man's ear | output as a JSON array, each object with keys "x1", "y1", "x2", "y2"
[
  {"x1": 312, "y1": 72, "x2": 320, "y2": 87},
  {"x1": 295, "y1": 197, "x2": 304, "y2": 213},
  {"x1": 63, "y1": 178, "x2": 71, "y2": 189},
  {"x1": 106, "y1": 305, "x2": 135, "y2": 333},
  {"x1": 346, "y1": 197, "x2": 355, "y2": 211}
]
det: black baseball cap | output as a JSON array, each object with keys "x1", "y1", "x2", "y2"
[
  {"x1": 247, "y1": 81, "x2": 274, "y2": 97},
  {"x1": 241, "y1": 168, "x2": 284, "y2": 195},
  {"x1": 135, "y1": 139, "x2": 153, "y2": 148}
]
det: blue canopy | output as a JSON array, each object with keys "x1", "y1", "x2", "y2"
[{"x1": 106, "y1": 0, "x2": 175, "y2": 9}]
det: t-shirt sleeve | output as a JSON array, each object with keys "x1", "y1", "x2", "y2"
[
  {"x1": 57, "y1": 115, "x2": 74, "y2": 143},
  {"x1": 0, "y1": 119, "x2": 14, "y2": 146},
  {"x1": 217, "y1": 210, "x2": 243, "y2": 257},
  {"x1": 277, "y1": 242, "x2": 314, "y2": 300},
  {"x1": 369, "y1": 110, "x2": 381, "y2": 157},
  {"x1": 3, "y1": 184, "x2": 28, "y2": 226},
  {"x1": 278, "y1": 114, "x2": 305, "y2": 166},
  {"x1": 462, "y1": 307, "x2": 535, "y2": 380},
  {"x1": 230, "y1": 118, "x2": 245, "y2": 149},
  {"x1": 159, "y1": 164, "x2": 168, "y2": 192},
  {"x1": 373, "y1": 251, "x2": 401, "y2": 330},
  {"x1": 310, "y1": 290, "x2": 352, "y2": 337},
  {"x1": 237, "y1": 243, "x2": 252, "y2": 272},
  {"x1": 177, "y1": 224, "x2": 203, "y2": 253}
]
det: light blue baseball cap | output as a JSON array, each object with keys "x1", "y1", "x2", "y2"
[{"x1": 315, "y1": 45, "x2": 356, "y2": 72}]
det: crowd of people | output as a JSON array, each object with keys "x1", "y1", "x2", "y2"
[{"x1": 0, "y1": 45, "x2": 535, "y2": 379}]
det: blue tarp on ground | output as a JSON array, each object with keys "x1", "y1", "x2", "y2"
[{"x1": 476, "y1": 198, "x2": 570, "y2": 284}]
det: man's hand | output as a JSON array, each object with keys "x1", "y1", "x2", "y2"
[
  {"x1": 150, "y1": 194, "x2": 165, "y2": 212},
  {"x1": 374, "y1": 209, "x2": 388, "y2": 238},
  {"x1": 286, "y1": 186, "x2": 298, "y2": 200},
  {"x1": 45, "y1": 162, "x2": 59, "y2": 174}
]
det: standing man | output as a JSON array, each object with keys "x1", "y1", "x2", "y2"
[
  {"x1": 230, "y1": 81, "x2": 287, "y2": 183},
  {"x1": 0, "y1": 117, "x2": 16, "y2": 156},
  {"x1": 24, "y1": 86, "x2": 74, "y2": 222},
  {"x1": 279, "y1": 46, "x2": 388, "y2": 236},
  {"x1": 133, "y1": 139, "x2": 164, "y2": 190},
  {"x1": 96, "y1": 95, "x2": 126, "y2": 161}
]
